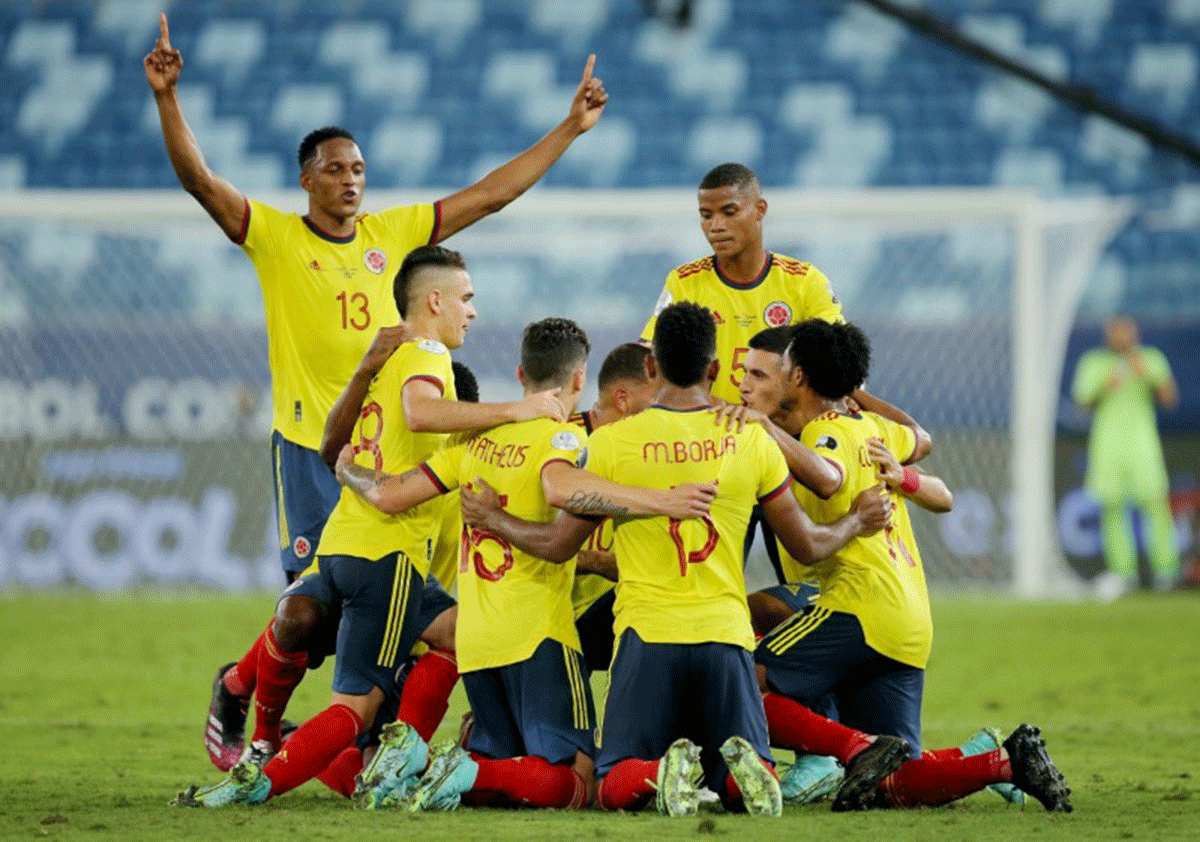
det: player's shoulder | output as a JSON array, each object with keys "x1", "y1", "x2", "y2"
[
  {"x1": 770, "y1": 253, "x2": 818, "y2": 279},
  {"x1": 246, "y1": 197, "x2": 294, "y2": 228},
  {"x1": 803, "y1": 411, "x2": 854, "y2": 447},
  {"x1": 672, "y1": 255, "x2": 716, "y2": 281}
]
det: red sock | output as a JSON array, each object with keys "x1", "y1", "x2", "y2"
[
  {"x1": 252, "y1": 625, "x2": 308, "y2": 748},
  {"x1": 224, "y1": 625, "x2": 269, "y2": 697},
  {"x1": 397, "y1": 650, "x2": 459, "y2": 742},
  {"x1": 316, "y1": 746, "x2": 363, "y2": 799},
  {"x1": 762, "y1": 693, "x2": 873, "y2": 765},
  {"x1": 263, "y1": 704, "x2": 362, "y2": 798},
  {"x1": 599, "y1": 758, "x2": 660, "y2": 811},
  {"x1": 879, "y1": 749, "x2": 1011, "y2": 808},
  {"x1": 723, "y1": 758, "x2": 778, "y2": 807},
  {"x1": 465, "y1": 755, "x2": 586, "y2": 808},
  {"x1": 927, "y1": 746, "x2": 964, "y2": 761}
]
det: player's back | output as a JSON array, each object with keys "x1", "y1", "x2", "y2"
[
  {"x1": 586, "y1": 406, "x2": 790, "y2": 650},
  {"x1": 795, "y1": 410, "x2": 932, "y2": 668}
]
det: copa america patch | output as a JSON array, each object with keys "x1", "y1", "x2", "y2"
[
  {"x1": 363, "y1": 248, "x2": 388, "y2": 274},
  {"x1": 418, "y1": 339, "x2": 448, "y2": 354},
  {"x1": 764, "y1": 300, "x2": 793, "y2": 327},
  {"x1": 653, "y1": 287, "x2": 673, "y2": 315},
  {"x1": 814, "y1": 434, "x2": 838, "y2": 451},
  {"x1": 551, "y1": 430, "x2": 581, "y2": 451},
  {"x1": 292, "y1": 535, "x2": 312, "y2": 559}
]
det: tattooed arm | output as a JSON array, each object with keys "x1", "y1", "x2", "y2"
[
  {"x1": 540, "y1": 461, "x2": 715, "y2": 520},
  {"x1": 335, "y1": 445, "x2": 443, "y2": 514}
]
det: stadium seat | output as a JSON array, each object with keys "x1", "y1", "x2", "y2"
[
  {"x1": 193, "y1": 19, "x2": 266, "y2": 86},
  {"x1": 270, "y1": 84, "x2": 344, "y2": 139},
  {"x1": 778, "y1": 83, "x2": 854, "y2": 134},
  {"x1": 92, "y1": 0, "x2": 161, "y2": 56},
  {"x1": 348, "y1": 54, "x2": 430, "y2": 114},
  {"x1": 992, "y1": 147, "x2": 1066, "y2": 191},
  {"x1": 686, "y1": 116, "x2": 763, "y2": 175},
  {"x1": 369, "y1": 118, "x2": 444, "y2": 185},
  {"x1": 407, "y1": 0, "x2": 481, "y2": 53},
  {"x1": 530, "y1": 0, "x2": 610, "y2": 52},
  {"x1": 1126, "y1": 43, "x2": 1197, "y2": 116},
  {"x1": 484, "y1": 51, "x2": 557, "y2": 103},
  {"x1": 1168, "y1": 0, "x2": 1200, "y2": 25},
  {"x1": 667, "y1": 49, "x2": 747, "y2": 110},
  {"x1": 1079, "y1": 116, "x2": 1150, "y2": 182},
  {"x1": 16, "y1": 57, "x2": 114, "y2": 154},
  {"x1": 0, "y1": 155, "x2": 25, "y2": 189},
  {"x1": 1040, "y1": 0, "x2": 1114, "y2": 45},
  {"x1": 792, "y1": 114, "x2": 891, "y2": 188},
  {"x1": 549, "y1": 117, "x2": 635, "y2": 187},
  {"x1": 825, "y1": 7, "x2": 907, "y2": 83},
  {"x1": 974, "y1": 79, "x2": 1054, "y2": 142},
  {"x1": 6, "y1": 20, "x2": 76, "y2": 68},
  {"x1": 317, "y1": 20, "x2": 392, "y2": 67}
]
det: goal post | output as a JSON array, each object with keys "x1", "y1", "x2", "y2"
[{"x1": 0, "y1": 188, "x2": 1130, "y2": 595}]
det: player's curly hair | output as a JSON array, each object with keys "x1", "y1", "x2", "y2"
[
  {"x1": 521, "y1": 318, "x2": 591, "y2": 390},
  {"x1": 653, "y1": 302, "x2": 716, "y2": 388},
  {"x1": 699, "y1": 162, "x2": 760, "y2": 194},
  {"x1": 597, "y1": 343, "x2": 651, "y2": 391},
  {"x1": 452, "y1": 361, "x2": 480, "y2": 404},
  {"x1": 392, "y1": 245, "x2": 467, "y2": 317},
  {"x1": 748, "y1": 325, "x2": 793, "y2": 356},
  {"x1": 297, "y1": 126, "x2": 356, "y2": 171},
  {"x1": 787, "y1": 319, "x2": 870, "y2": 400}
]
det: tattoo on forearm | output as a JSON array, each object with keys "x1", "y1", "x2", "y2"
[
  {"x1": 340, "y1": 462, "x2": 382, "y2": 498},
  {"x1": 563, "y1": 490, "x2": 629, "y2": 517}
]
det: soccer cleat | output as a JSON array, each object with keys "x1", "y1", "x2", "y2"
[
  {"x1": 205, "y1": 662, "x2": 249, "y2": 772},
  {"x1": 1003, "y1": 724, "x2": 1072, "y2": 813},
  {"x1": 830, "y1": 735, "x2": 910, "y2": 812},
  {"x1": 720, "y1": 736, "x2": 782, "y2": 817},
  {"x1": 959, "y1": 727, "x2": 1025, "y2": 805},
  {"x1": 779, "y1": 754, "x2": 844, "y2": 804},
  {"x1": 237, "y1": 739, "x2": 278, "y2": 770},
  {"x1": 655, "y1": 738, "x2": 704, "y2": 817},
  {"x1": 352, "y1": 721, "x2": 430, "y2": 810},
  {"x1": 398, "y1": 743, "x2": 479, "y2": 812},
  {"x1": 172, "y1": 761, "x2": 270, "y2": 808}
]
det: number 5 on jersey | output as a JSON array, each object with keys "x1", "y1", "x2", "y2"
[{"x1": 668, "y1": 515, "x2": 718, "y2": 576}]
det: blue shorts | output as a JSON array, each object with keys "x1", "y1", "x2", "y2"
[
  {"x1": 597, "y1": 629, "x2": 773, "y2": 793},
  {"x1": 462, "y1": 638, "x2": 595, "y2": 764},
  {"x1": 575, "y1": 588, "x2": 616, "y2": 674},
  {"x1": 296, "y1": 551, "x2": 429, "y2": 700},
  {"x1": 285, "y1": 568, "x2": 455, "y2": 673},
  {"x1": 756, "y1": 607, "x2": 924, "y2": 756},
  {"x1": 757, "y1": 582, "x2": 820, "y2": 614},
  {"x1": 271, "y1": 431, "x2": 342, "y2": 575}
]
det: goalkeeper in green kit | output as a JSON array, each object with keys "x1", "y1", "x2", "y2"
[{"x1": 1071, "y1": 316, "x2": 1180, "y2": 599}]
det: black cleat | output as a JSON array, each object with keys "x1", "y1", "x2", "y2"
[
  {"x1": 1004, "y1": 724, "x2": 1073, "y2": 813},
  {"x1": 831, "y1": 735, "x2": 911, "y2": 812},
  {"x1": 205, "y1": 662, "x2": 249, "y2": 772}
]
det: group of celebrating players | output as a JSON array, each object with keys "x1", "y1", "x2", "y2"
[{"x1": 145, "y1": 12, "x2": 1073, "y2": 817}]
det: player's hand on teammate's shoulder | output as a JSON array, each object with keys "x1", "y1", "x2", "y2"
[
  {"x1": 866, "y1": 437, "x2": 903, "y2": 487},
  {"x1": 143, "y1": 13, "x2": 182, "y2": 94},
  {"x1": 851, "y1": 483, "x2": 891, "y2": 535},
  {"x1": 710, "y1": 400, "x2": 766, "y2": 432},
  {"x1": 513, "y1": 388, "x2": 567, "y2": 423},
  {"x1": 566, "y1": 54, "x2": 608, "y2": 135},
  {"x1": 461, "y1": 477, "x2": 504, "y2": 528},
  {"x1": 358, "y1": 325, "x2": 411, "y2": 377},
  {"x1": 655, "y1": 482, "x2": 717, "y2": 520}
]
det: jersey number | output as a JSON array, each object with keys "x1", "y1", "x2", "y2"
[
  {"x1": 337, "y1": 291, "x2": 371, "y2": 330},
  {"x1": 668, "y1": 515, "x2": 719, "y2": 576},
  {"x1": 729, "y1": 346, "x2": 749, "y2": 389},
  {"x1": 461, "y1": 490, "x2": 514, "y2": 582},
  {"x1": 353, "y1": 401, "x2": 384, "y2": 473}
]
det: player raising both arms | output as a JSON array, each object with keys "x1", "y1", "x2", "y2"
[
  {"x1": 746, "y1": 319, "x2": 1071, "y2": 813},
  {"x1": 145, "y1": 12, "x2": 609, "y2": 771},
  {"x1": 464, "y1": 303, "x2": 891, "y2": 818}
]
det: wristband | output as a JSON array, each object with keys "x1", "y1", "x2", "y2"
[{"x1": 899, "y1": 466, "x2": 921, "y2": 495}]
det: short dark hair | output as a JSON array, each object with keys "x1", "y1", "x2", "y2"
[
  {"x1": 699, "y1": 162, "x2": 760, "y2": 193},
  {"x1": 298, "y1": 126, "x2": 356, "y2": 171},
  {"x1": 392, "y1": 245, "x2": 466, "y2": 318},
  {"x1": 597, "y1": 343, "x2": 651, "y2": 392},
  {"x1": 520, "y1": 318, "x2": 590, "y2": 390},
  {"x1": 653, "y1": 302, "x2": 716, "y2": 388},
  {"x1": 748, "y1": 325, "x2": 793, "y2": 356},
  {"x1": 787, "y1": 319, "x2": 870, "y2": 400},
  {"x1": 452, "y1": 361, "x2": 479, "y2": 404}
]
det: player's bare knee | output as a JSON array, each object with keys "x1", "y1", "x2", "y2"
[
  {"x1": 273, "y1": 594, "x2": 322, "y2": 652},
  {"x1": 755, "y1": 662, "x2": 769, "y2": 693}
]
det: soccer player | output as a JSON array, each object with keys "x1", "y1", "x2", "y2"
[
  {"x1": 332, "y1": 318, "x2": 718, "y2": 811},
  {"x1": 171, "y1": 247, "x2": 597, "y2": 808},
  {"x1": 144, "y1": 13, "x2": 610, "y2": 769},
  {"x1": 748, "y1": 319, "x2": 1072, "y2": 812},
  {"x1": 464, "y1": 303, "x2": 892, "y2": 817}
]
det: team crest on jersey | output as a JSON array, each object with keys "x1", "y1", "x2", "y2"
[
  {"x1": 417, "y1": 339, "x2": 448, "y2": 354},
  {"x1": 764, "y1": 301, "x2": 793, "y2": 327},
  {"x1": 363, "y1": 248, "x2": 388, "y2": 274},
  {"x1": 292, "y1": 536, "x2": 312, "y2": 559},
  {"x1": 814, "y1": 434, "x2": 838, "y2": 451},
  {"x1": 653, "y1": 287, "x2": 673, "y2": 315},
  {"x1": 551, "y1": 431, "x2": 581, "y2": 452}
]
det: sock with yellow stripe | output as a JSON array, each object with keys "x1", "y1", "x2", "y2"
[{"x1": 263, "y1": 704, "x2": 362, "y2": 799}]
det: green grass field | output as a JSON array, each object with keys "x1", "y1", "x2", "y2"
[{"x1": 1, "y1": 591, "x2": 1197, "y2": 842}]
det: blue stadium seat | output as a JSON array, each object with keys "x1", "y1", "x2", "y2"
[
  {"x1": 194, "y1": 19, "x2": 267, "y2": 87},
  {"x1": 369, "y1": 118, "x2": 444, "y2": 186},
  {"x1": 1126, "y1": 42, "x2": 1197, "y2": 116}
]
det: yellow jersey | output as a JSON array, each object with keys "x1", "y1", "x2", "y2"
[
  {"x1": 429, "y1": 489, "x2": 460, "y2": 593},
  {"x1": 586, "y1": 406, "x2": 791, "y2": 651},
  {"x1": 640, "y1": 253, "x2": 843, "y2": 404},
  {"x1": 316, "y1": 338, "x2": 455, "y2": 566},
  {"x1": 239, "y1": 198, "x2": 439, "y2": 450},
  {"x1": 420, "y1": 418, "x2": 588, "y2": 673},
  {"x1": 564, "y1": 410, "x2": 616, "y2": 616},
  {"x1": 792, "y1": 410, "x2": 932, "y2": 669}
]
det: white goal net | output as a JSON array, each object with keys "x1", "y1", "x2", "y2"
[{"x1": 0, "y1": 188, "x2": 1129, "y2": 596}]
